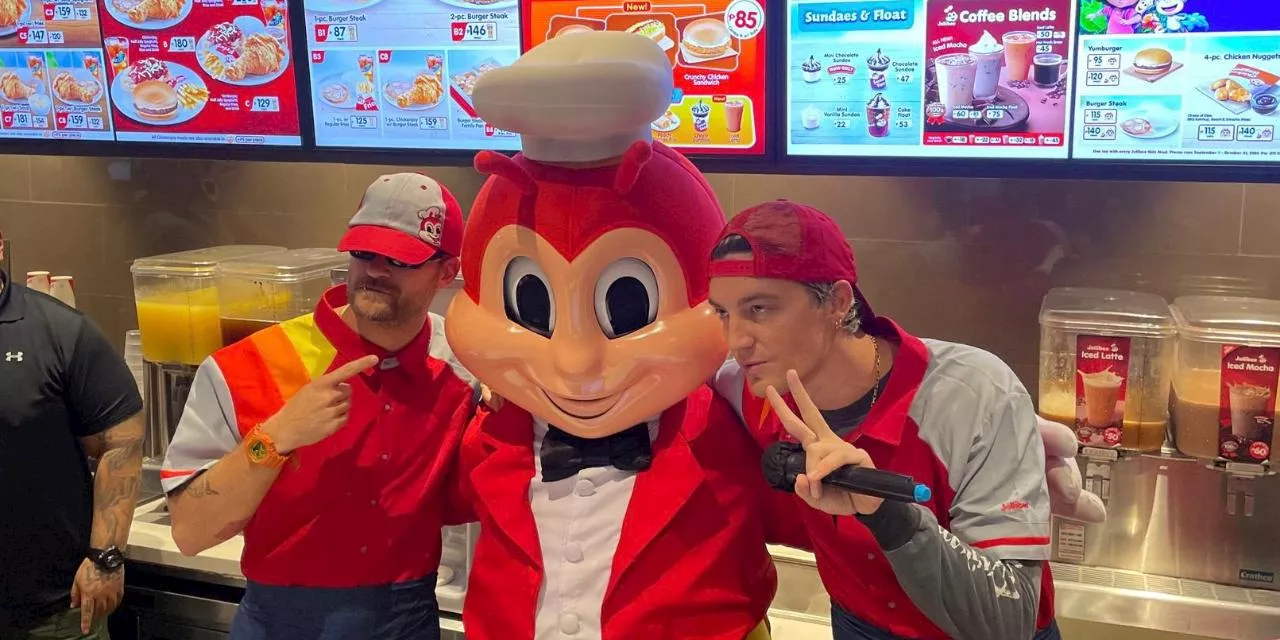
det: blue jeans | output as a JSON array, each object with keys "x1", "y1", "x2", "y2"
[
  {"x1": 831, "y1": 601, "x2": 1062, "y2": 640},
  {"x1": 230, "y1": 575, "x2": 440, "y2": 640}
]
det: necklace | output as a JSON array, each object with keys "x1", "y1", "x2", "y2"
[{"x1": 868, "y1": 335, "x2": 882, "y2": 408}]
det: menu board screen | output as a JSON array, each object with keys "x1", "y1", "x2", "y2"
[
  {"x1": 1071, "y1": 1, "x2": 1280, "y2": 162},
  {"x1": 525, "y1": 0, "x2": 769, "y2": 156},
  {"x1": 786, "y1": 0, "x2": 1075, "y2": 158},
  {"x1": 0, "y1": 0, "x2": 115, "y2": 140},
  {"x1": 303, "y1": 0, "x2": 520, "y2": 151},
  {"x1": 97, "y1": 0, "x2": 302, "y2": 145}
]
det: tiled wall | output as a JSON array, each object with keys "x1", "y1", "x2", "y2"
[{"x1": 1, "y1": 152, "x2": 1277, "y2": 394}]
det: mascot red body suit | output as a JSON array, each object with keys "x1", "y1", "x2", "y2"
[{"x1": 444, "y1": 31, "x2": 790, "y2": 640}]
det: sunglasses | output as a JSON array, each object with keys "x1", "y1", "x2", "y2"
[{"x1": 349, "y1": 250, "x2": 448, "y2": 270}]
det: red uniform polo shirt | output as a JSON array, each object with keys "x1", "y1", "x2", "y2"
[
  {"x1": 162, "y1": 285, "x2": 477, "y2": 587},
  {"x1": 720, "y1": 316, "x2": 1055, "y2": 638}
]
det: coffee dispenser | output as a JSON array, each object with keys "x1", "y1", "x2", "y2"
[
  {"x1": 1044, "y1": 292, "x2": 1280, "y2": 637},
  {"x1": 132, "y1": 245, "x2": 285, "y2": 460}
]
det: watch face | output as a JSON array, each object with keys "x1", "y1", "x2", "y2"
[{"x1": 249, "y1": 437, "x2": 270, "y2": 461}]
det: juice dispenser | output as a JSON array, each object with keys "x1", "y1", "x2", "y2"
[
  {"x1": 132, "y1": 245, "x2": 285, "y2": 459},
  {"x1": 215, "y1": 248, "x2": 348, "y2": 346}
]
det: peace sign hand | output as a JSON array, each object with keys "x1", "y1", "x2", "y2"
[{"x1": 766, "y1": 369, "x2": 884, "y2": 516}]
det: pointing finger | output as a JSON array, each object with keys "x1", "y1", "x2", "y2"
[
  {"x1": 786, "y1": 370, "x2": 837, "y2": 441},
  {"x1": 324, "y1": 355, "x2": 380, "y2": 383},
  {"x1": 766, "y1": 385, "x2": 817, "y2": 446}
]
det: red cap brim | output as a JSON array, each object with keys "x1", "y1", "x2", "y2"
[{"x1": 338, "y1": 225, "x2": 439, "y2": 264}]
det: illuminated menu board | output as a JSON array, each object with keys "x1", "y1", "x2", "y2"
[
  {"x1": 303, "y1": 0, "x2": 520, "y2": 151},
  {"x1": 0, "y1": 0, "x2": 114, "y2": 140},
  {"x1": 525, "y1": 0, "x2": 769, "y2": 156},
  {"x1": 96, "y1": 0, "x2": 302, "y2": 145},
  {"x1": 1071, "y1": 1, "x2": 1280, "y2": 162},
  {"x1": 785, "y1": 0, "x2": 1075, "y2": 158}
]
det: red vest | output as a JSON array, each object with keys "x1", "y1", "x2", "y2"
[{"x1": 460, "y1": 385, "x2": 777, "y2": 639}]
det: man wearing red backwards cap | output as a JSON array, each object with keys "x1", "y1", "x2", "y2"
[
  {"x1": 444, "y1": 31, "x2": 788, "y2": 640},
  {"x1": 709, "y1": 201, "x2": 1092, "y2": 640},
  {"x1": 164, "y1": 173, "x2": 476, "y2": 639}
]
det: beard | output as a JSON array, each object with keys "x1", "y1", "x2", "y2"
[{"x1": 349, "y1": 280, "x2": 423, "y2": 325}]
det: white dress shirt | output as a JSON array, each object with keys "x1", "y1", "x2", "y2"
[{"x1": 530, "y1": 419, "x2": 659, "y2": 639}]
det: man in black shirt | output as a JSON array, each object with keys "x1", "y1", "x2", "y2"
[{"x1": 0, "y1": 231, "x2": 145, "y2": 638}]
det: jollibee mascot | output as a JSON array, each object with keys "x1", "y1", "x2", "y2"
[{"x1": 445, "y1": 31, "x2": 786, "y2": 640}]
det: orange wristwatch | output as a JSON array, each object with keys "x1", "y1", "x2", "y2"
[{"x1": 244, "y1": 426, "x2": 289, "y2": 468}]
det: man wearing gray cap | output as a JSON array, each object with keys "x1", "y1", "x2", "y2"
[{"x1": 163, "y1": 173, "x2": 478, "y2": 639}]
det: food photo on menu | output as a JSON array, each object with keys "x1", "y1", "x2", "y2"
[
  {"x1": 1071, "y1": 1, "x2": 1279, "y2": 161},
  {"x1": 921, "y1": 0, "x2": 1074, "y2": 157},
  {"x1": 97, "y1": 0, "x2": 302, "y2": 144},
  {"x1": 525, "y1": 0, "x2": 767, "y2": 155},
  {"x1": 302, "y1": 0, "x2": 520, "y2": 149},
  {"x1": 785, "y1": 0, "x2": 925, "y2": 155},
  {"x1": 0, "y1": 0, "x2": 116, "y2": 139}
]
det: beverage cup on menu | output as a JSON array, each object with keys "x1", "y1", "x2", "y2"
[
  {"x1": 934, "y1": 54, "x2": 977, "y2": 117},
  {"x1": 968, "y1": 31, "x2": 1004, "y2": 100},
  {"x1": 865, "y1": 93, "x2": 891, "y2": 137},
  {"x1": 1003, "y1": 31, "x2": 1036, "y2": 82},
  {"x1": 260, "y1": 0, "x2": 286, "y2": 28},
  {"x1": 1229, "y1": 383, "x2": 1271, "y2": 441},
  {"x1": 105, "y1": 37, "x2": 130, "y2": 74},
  {"x1": 1033, "y1": 53, "x2": 1063, "y2": 87},
  {"x1": 26, "y1": 271, "x2": 51, "y2": 294},
  {"x1": 723, "y1": 99, "x2": 744, "y2": 134},
  {"x1": 1080, "y1": 370, "x2": 1124, "y2": 428}
]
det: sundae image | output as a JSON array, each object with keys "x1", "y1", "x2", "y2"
[
  {"x1": 968, "y1": 31, "x2": 1003, "y2": 100},
  {"x1": 801, "y1": 56, "x2": 821, "y2": 83},
  {"x1": 691, "y1": 99, "x2": 710, "y2": 132},
  {"x1": 866, "y1": 93, "x2": 890, "y2": 137},
  {"x1": 802, "y1": 105, "x2": 820, "y2": 129},
  {"x1": 866, "y1": 49, "x2": 891, "y2": 90}
]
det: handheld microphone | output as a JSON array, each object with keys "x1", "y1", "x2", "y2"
[{"x1": 762, "y1": 441, "x2": 932, "y2": 504}]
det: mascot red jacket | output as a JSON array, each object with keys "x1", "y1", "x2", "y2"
[{"x1": 444, "y1": 31, "x2": 799, "y2": 640}]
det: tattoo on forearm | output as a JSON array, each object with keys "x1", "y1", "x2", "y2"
[
  {"x1": 184, "y1": 475, "x2": 220, "y2": 499},
  {"x1": 89, "y1": 416, "x2": 145, "y2": 548}
]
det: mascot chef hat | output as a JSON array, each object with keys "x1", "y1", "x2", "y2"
[{"x1": 460, "y1": 31, "x2": 727, "y2": 306}]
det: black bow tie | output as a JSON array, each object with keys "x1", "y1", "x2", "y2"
[{"x1": 539, "y1": 423, "x2": 653, "y2": 482}]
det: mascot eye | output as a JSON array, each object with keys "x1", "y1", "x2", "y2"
[
  {"x1": 504, "y1": 257, "x2": 555, "y2": 337},
  {"x1": 594, "y1": 258, "x2": 658, "y2": 339}
]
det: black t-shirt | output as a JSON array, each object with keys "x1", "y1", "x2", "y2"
[{"x1": 0, "y1": 272, "x2": 143, "y2": 628}]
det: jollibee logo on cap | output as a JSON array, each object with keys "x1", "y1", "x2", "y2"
[{"x1": 418, "y1": 206, "x2": 445, "y2": 246}]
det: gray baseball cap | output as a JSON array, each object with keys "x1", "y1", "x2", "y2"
[{"x1": 337, "y1": 173, "x2": 463, "y2": 264}]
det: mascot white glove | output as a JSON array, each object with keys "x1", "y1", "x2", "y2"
[{"x1": 1039, "y1": 416, "x2": 1107, "y2": 523}]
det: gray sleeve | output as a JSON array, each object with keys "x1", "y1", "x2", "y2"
[
  {"x1": 161, "y1": 357, "x2": 240, "y2": 494},
  {"x1": 862, "y1": 502, "x2": 1042, "y2": 640}
]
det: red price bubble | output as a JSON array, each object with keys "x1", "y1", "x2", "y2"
[
  {"x1": 1251, "y1": 441, "x2": 1270, "y2": 461},
  {"x1": 723, "y1": 0, "x2": 764, "y2": 39},
  {"x1": 378, "y1": 50, "x2": 391, "y2": 63},
  {"x1": 2, "y1": 113, "x2": 12, "y2": 127},
  {"x1": 484, "y1": 124, "x2": 496, "y2": 137},
  {"x1": 16, "y1": 27, "x2": 28, "y2": 43},
  {"x1": 314, "y1": 24, "x2": 329, "y2": 41},
  {"x1": 450, "y1": 21, "x2": 465, "y2": 41},
  {"x1": 56, "y1": 114, "x2": 67, "y2": 127},
  {"x1": 311, "y1": 50, "x2": 325, "y2": 63},
  {"x1": 43, "y1": 3, "x2": 55, "y2": 19}
]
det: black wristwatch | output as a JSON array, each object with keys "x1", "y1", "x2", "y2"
[{"x1": 87, "y1": 546, "x2": 126, "y2": 573}]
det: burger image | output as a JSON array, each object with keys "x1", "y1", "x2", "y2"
[
  {"x1": 625, "y1": 19, "x2": 666, "y2": 44},
  {"x1": 1132, "y1": 48, "x2": 1173, "y2": 76},
  {"x1": 555, "y1": 23, "x2": 595, "y2": 37},
  {"x1": 132, "y1": 80, "x2": 179, "y2": 121},
  {"x1": 680, "y1": 18, "x2": 730, "y2": 58}
]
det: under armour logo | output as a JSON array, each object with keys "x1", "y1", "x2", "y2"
[{"x1": 5, "y1": 351, "x2": 22, "y2": 362}]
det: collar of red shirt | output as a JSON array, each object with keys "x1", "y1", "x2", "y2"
[
  {"x1": 841, "y1": 316, "x2": 930, "y2": 448},
  {"x1": 312, "y1": 284, "x2": 433, "y2": 377}
]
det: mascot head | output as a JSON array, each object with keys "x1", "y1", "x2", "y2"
[{"x1": 445, "y1": 31, "x2": 729, "y2": 438}]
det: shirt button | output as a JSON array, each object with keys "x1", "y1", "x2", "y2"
[
  {"x1": 360, "y1": 546, "x2": 368, "y2": 554},
  {"x1": 867, "y1": 553, "x2": 876, "y2": 561},
  {"x1": 565, "y1": 544, "x2": 584, "y2": 563},
  {"x1": 381, "y1": 453, "x2": 389, "y2": 461},
  {"x1": 383, "y1": 404, "x2": 392, "y2": 412},
  {"x1": 574, "y1": 479, "x2": 595, "y2": 497},
  {"x1": 370, "y1": 499, "x2": 378, "y2": 506},
  {"x1": 559, "y1": 613, "x2": 580, "y2": 635},
  {"x1": 887, "y1": 601, "x2": 896, "y2": 609}
]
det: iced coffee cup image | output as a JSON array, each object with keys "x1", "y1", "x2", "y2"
[
  {"x1": 934, "y1": 53, "x2": 977, "y2": 117},
  {"x1": 1002, "y1": 31, "x2": 1036, "y2": 82},
  {"x1": 1079, "y1": 369, "x2": 1124, "y2": 428},
  {"x1": 1228, "y1": 383, "x2": 1272, "y2": 441},
  {"x1": 722, "y1": 98, "x2": 745, "y2": 134},
  {"x1": 968, "y1": 31, "x2": 1004, "y2": 100}
]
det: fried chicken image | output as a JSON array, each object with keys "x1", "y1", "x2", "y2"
[
  {"x1": 126, "y1": 0, "x2": 182, "y2": 23},
  {"x1": 53, "y1": 72, "x2": 101, "y2": 103},
  {"x1": 395, "y1": 72, "x2": 442, "y2": 108},
  {"x1": 1, "y1": 71, "x2": 36, "y2": 101},
  {"x1": 0, "y1": 0, "x2": 27, "y2": 27},
  {"x1": 224, "y1": 33, "x2": 285, "y2": 81}
]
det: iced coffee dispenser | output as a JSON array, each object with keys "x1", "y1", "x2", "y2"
[
  {"x1": 1038, "y1": 288, "x2": 1176, "y2": 452},
  {"x1": 131, "y1": 245, "x2": 285, "y2": 458},
  {"x1": 215, "y1": 248, "x2": 348, "y2": 346},
  {"x1": 1171, "y1": 296, "x2": 1280, "y2": 463}
]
